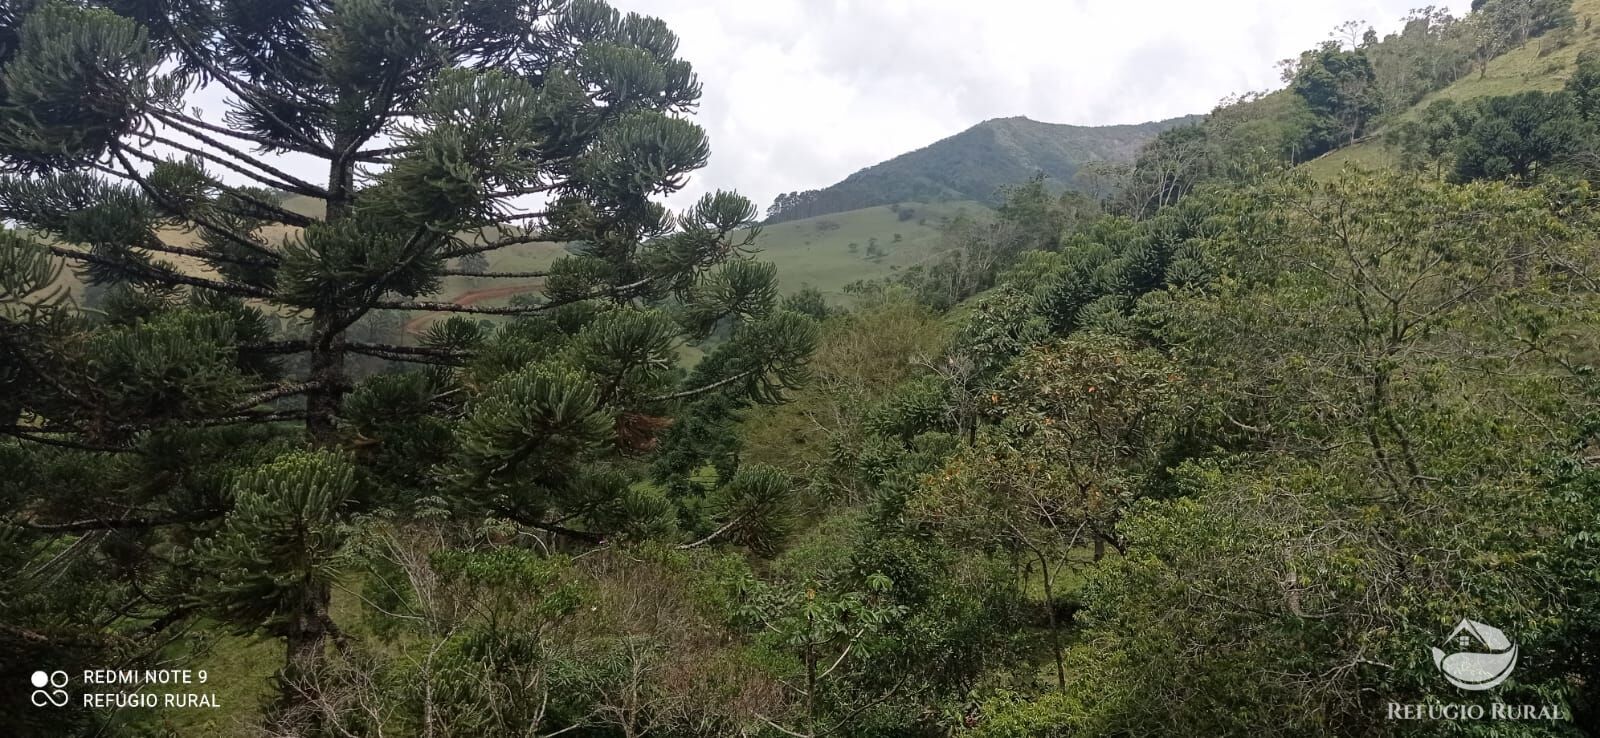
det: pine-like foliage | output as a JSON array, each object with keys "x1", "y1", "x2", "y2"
[{"x1": 0, "y1": 1, "x2": 815, "y2": 730}]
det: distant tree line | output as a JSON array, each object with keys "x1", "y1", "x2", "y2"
[
  {"x1": 1083, "y1": 1, "x2": 1577, "y2": 219},
  {"x1": 1388, "y1": 51, "x2": 1600, "y2": 181},
  {"x1": 777, "y1": 1, "x2": 1579, "y2": 226},
  {"x1": 764, "y1": 117, "x2": 1198, "y2": 224},
  {"x1": 766, "y1": 189, "x2": 828, "y2": 222}
]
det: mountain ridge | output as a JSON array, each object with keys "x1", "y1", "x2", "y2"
[{"x1": 764, "y1": 112, "x2": 1203, "y2": 223}]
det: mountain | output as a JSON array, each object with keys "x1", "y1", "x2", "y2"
[{"x1": 765, "y1": 114, "x2": 1203, "y2": 223}]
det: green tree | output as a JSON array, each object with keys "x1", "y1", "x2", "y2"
[
  {"x1": 1568, "y1": 50, "x2": 1600, "y2": 122},
  {"x1": 783, "y1": 287, "x2": 832, "y2": 322},
  {"x1": 1291, "y1": 41, "x2": 1382, "y2": 154},
  {"x1": 1386, "y1": 98, "x2": 1475, "y2": 176},
  {"x1": 736, "y1": 568, "x2": 907, "y2": 737},
  {"x1": 0, "y1": 0, "x2": 814, "y2": 732},
  {"x1": 1367, "y1": 7, "x2": 1471, "y2": 110},
  {"x1": 1475, "y1": 0, "x2": 1576, "y2": 46},
  {"x1": 1203, "y1": 91, "x2": 1320, "y2": 170},
  {"x1": 453, "y1": 251, "x2": 489, "y2": 276},
  {"x1": 1386, "y1": 51, "x2": 1600, "y2": 182},
  {"x1": 1454, "y1": 90, "x2": 1592, "y2": 182},
  {"x1": 913, "y1": 335, "x2": 1184, "y2": 690},
  {"x1": 1109, "y1": 125, "x2": 1213, "y2": 218}
]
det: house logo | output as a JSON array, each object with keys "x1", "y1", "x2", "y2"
[
  {"x1": 1430, "y1": 619, "x2": 1517, "y2": 691},
  {"x1": 1388, "y1": 619, "x2": 1562, "y2": 721}
]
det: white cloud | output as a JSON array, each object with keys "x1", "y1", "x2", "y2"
[
  {"x1": 162, "y1": 2, "x2": 1472, "y2": 216},
  {"x1": 615, "y1": 0, "x2": 1473, "y2": 212}
]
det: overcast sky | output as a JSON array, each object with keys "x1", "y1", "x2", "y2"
[{"x1": 614, "y1": 0, "x2": 1472, "y2": 212}]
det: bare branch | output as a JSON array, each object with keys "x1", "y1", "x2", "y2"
[
  {"x1": 14, "y1": 510, "x2": 224, "y2": 533},
  {"x1": 345, "y1": 343, "x2": 467, "y2": 367},
  {"x1": 45, "y1": 243, "x2": 275, "y2": 300},
  {"x1": 0, "y1": 427, "x2": 140, "y2": 454},
  {"x1": 437, "y1": 269, "x2": 551, "y2": 279},
  {"x1": 109, "y1": 147, "x2": 283, "y2": 263},
  {"x1": 132, "y1": 124, "x2": 330, "y2": 199},
  {"x1": 440, "y1": 231, "x2": 550, "y2": 259},
  {"x1": 650, "y1": 371, "x2": 754, "y2": 403},
  {"x1": 146, "y1": 106, "x2": 326, "y2": 157},
  {"x1": 160, "y1": 22, "x2": 332, "y2": 155},
  {"x1": 370, "y1": 277, "x2": 651, "y2": 315},
  {"x1": 229, "y1": 381, "x2": 325, "y2": 413},
  {"x1": 676, "y1": 512, "x2": 749, "y2": 550}
]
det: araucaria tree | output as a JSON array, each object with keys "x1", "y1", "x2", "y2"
[{"x1": 0, "y1": 0, "x2": 814, "y2": 732}]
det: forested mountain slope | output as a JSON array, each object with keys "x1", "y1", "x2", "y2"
[{"x1": 763, "y1": 114, "x2": 1201, "y2": 223}]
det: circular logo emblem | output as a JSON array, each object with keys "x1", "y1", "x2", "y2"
[
  {"x1": 1430, "y1": 619, "x2": 1517, "y2": 691},
  {"x1": 29, "y1": 670, "x2": 69, "y2": 707}
]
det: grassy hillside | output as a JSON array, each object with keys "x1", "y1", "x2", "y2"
[
  {"x1": 292, "y1": 195, "x2": 993, "y2": 308},
  {"x1": 750, "y1": 201, "x2": 991, "y2": 301},
  {"x1": 46, "y1": 191, "x2": 939, "y2": 341},
  {"x1": 45, "y1": 194, "x2": 568, "y2": 337},
  {"x1": 278, "y1": 195, "x2": 567, "y2": 330},
  {"x1": 1304, "y1": 0, "x2": 1600, "y2": 179},
  {"x1": 766, "y1": 114, "x2": 1200, "y2": 223}
]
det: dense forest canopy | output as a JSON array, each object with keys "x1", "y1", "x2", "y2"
[{"x1": 3, "y1": 0, "x2": 1600, "y2": 737}]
